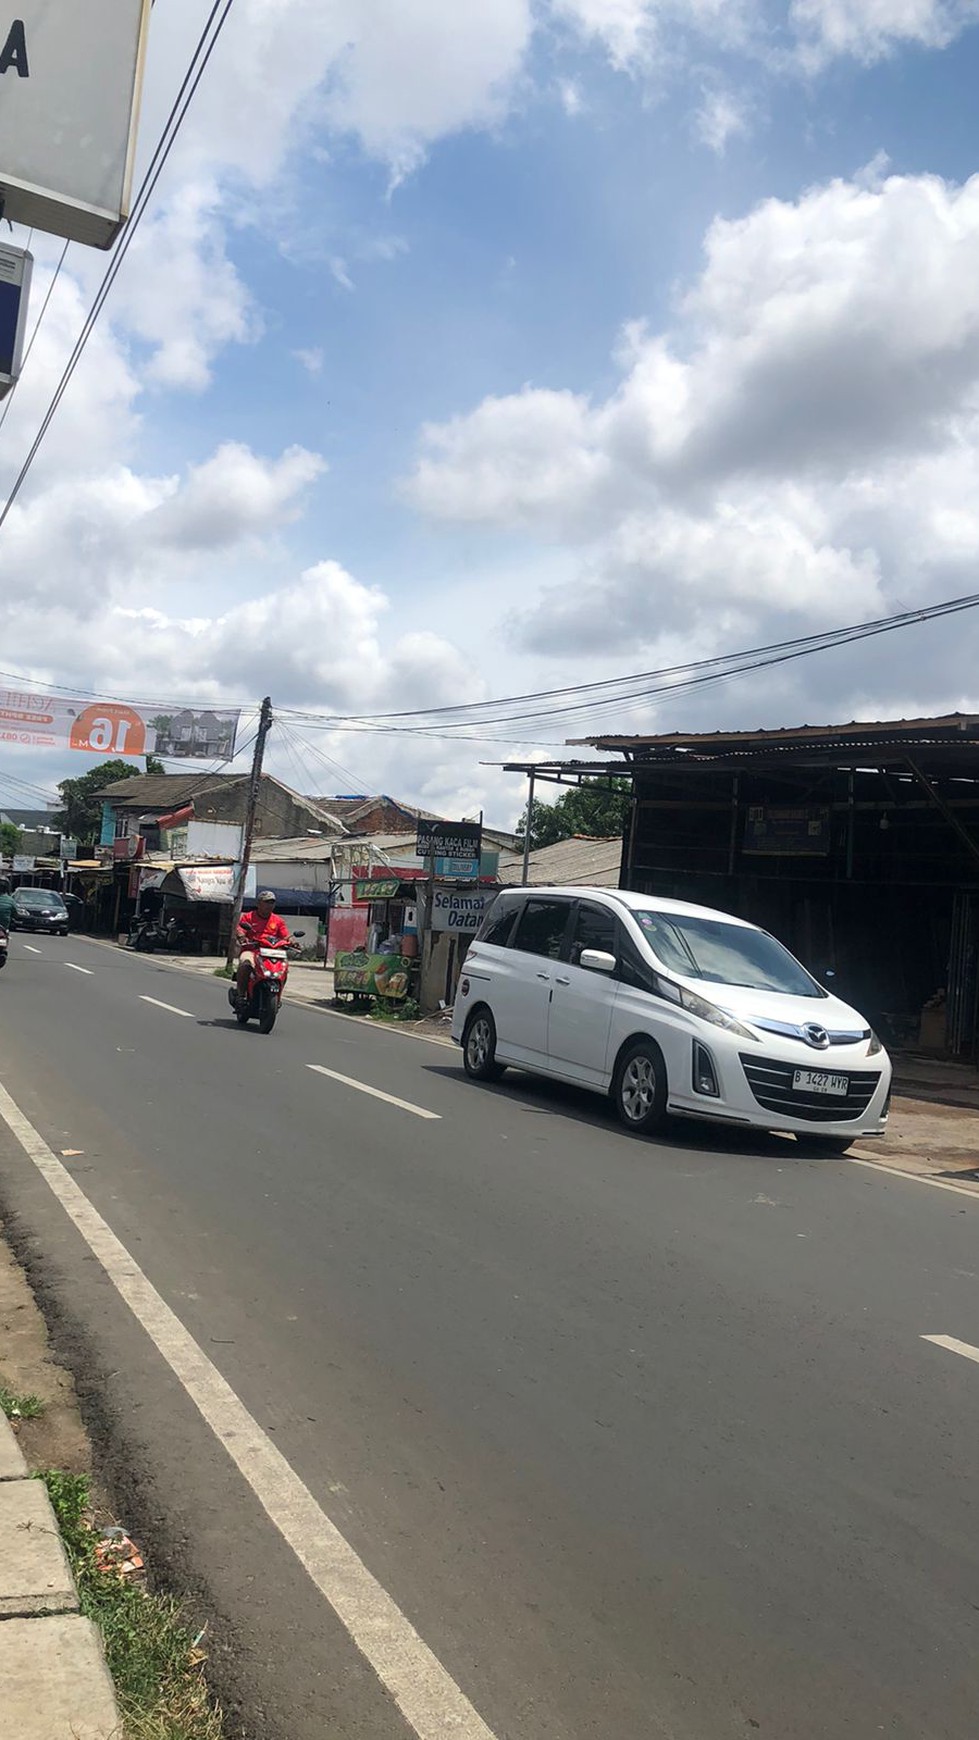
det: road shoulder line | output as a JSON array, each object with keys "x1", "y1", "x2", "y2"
[{"x1": 0, "y1": 1076, "x2": 495, "y2": 1740}]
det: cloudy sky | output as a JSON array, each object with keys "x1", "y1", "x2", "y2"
[{"x1": 3, "y1": 0, "x2": 979, "y2": 826}]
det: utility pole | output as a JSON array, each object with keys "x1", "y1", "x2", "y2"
[
  {"x1": 521, "y1": 770, "x2": 535, "y2": 885},
  {"x1": 226, "y1": 696, "x2": 273, "y2": 968}
]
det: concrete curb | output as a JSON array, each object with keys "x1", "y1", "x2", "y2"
[{"x1": 0, "y1": 1413, "x2": 121, "y2": 1737}]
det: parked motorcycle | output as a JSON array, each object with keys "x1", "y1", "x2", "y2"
[
  {"x1": 228, "y1": 931, "x2": 305, "y2": 1034},
  {"x1": 127, "y1": 914, "x2": 167, "y2": 952},
  {"x1": 0, "y1": 926, "x2": 7, "y2": 970},
  {"x1": 164, "y1": 915, "x2": 201, "y2": 953}
]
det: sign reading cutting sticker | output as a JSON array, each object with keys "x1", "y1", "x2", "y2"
[{"x1": 0, "y1": 1, "x2": 152, "y2": 248}]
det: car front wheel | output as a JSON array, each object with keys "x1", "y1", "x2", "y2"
[
  {"x1": 613, "y1": 1040, "x2": 667, "y2": 1135},
  {"x1": 462, "y1": 1008, "x2": 505, "y2": 1082},
  {"x1": 796, "y1": 1133, "x2": 856, "y2": 1155}
]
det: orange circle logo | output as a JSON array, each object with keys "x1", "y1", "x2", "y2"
[{"x1": 69, "y1": 703, "x2": 147, "y2": 756}]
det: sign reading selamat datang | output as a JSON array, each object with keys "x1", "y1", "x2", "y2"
[
  {"x1": 0, "y1": 1, "x2": 152, "y2": 248},
  {"x1": 0, "y1": 690, "x2": 240, "y2": 759}
]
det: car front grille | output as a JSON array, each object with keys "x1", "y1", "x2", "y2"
[{"x1": 739, "y1": 1054, "x2": 880, "y2": 1123}]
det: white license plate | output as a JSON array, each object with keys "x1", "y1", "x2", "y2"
[{"x1": 793, "y1": 1069, "x2": 848, "y2": 1096}]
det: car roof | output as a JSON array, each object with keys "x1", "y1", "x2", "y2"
[{"x1": 497, "y1": 884, "x2": 754, "y2": 929}]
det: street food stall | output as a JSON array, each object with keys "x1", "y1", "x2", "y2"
[{"x1": 333, "y1": 876, "x2": 419, "y2": 1006}]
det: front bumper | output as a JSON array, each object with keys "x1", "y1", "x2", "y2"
[{"x1": 668, "y1": 1037, "x2": 891, "y2": 1138}]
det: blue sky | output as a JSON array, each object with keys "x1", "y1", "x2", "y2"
[{"x1": 3, "y1": 1, "x2": 979, "y2": 825}]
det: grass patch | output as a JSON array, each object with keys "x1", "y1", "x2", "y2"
[
  {"x1": 38, "y1": 1469, "x2": 223, "y2": 1740},
  {"x1": 369, "y1": 997, "x2": 422, "y2": 1023},
  {"x1": 0, "y1": 1383, "x2": 44, "y2": 1419},
  {"x1": 212, "y1": 965, "x2": 233, "y2": 980}
]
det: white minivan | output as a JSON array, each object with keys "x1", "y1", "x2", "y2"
[{"x1": 452, "y1": 887, "x2": 891, "y2": 1150}]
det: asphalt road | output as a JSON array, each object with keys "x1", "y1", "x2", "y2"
[{"x1": 0, "y1": 933, "x2": 977, "y2": 1740}]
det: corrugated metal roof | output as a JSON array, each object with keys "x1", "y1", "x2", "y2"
[
  {"x1": 251, "y1": 836, "x2": 338, "y2": 863},
  {"x1": 498, "y1": 835, "x2": 622, "y2": 887},
  {"x1": 578, "y1": 712, "x2": 979, "y2": 752}
]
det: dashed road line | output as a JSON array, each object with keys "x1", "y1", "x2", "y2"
[
  {"x1": 64, "y1": 962, "x2": 93, "y2": 975},
  {"x1": 307, "y1": 1063, "x2": 441, "y2": 1120},
  {"x1": 23, "y1": 944, "x2": 42, "y2": 955},
  {"x1": 921, "y1": 1334, "x2": 979, "y2": 1367},
  {"x1": 139, "y1": 995, "x2": 196, "y2": 1020}
]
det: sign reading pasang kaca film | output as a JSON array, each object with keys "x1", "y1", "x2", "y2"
[
  {"x1": 415, "y1": 819, "x2": 482, "y2": 862},
  {"x1": 0, "y1": 1, "x2": 152, "y2": 248}
]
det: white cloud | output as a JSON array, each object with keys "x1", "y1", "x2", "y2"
[
  {"x1": 695, "y1": 86, "x2": 751, "y2": 153},
  {"x1": 293, "y1": 346, "x2": 325, "y2": 376},
  {"x1": 549, "y1": 0, "x2": 751, "y2": 69},
  {"x1": 791, "y1": 0, "x2": 979, "y2": 65},
  {"x1": 406, "y1": 169, "x2": 979, "y2": 669}
]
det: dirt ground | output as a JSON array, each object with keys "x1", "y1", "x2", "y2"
[{"x1": 0, "y1": 1222, "x2": 91, "y2": 1475}]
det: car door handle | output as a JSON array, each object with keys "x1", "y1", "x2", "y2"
[
  {"x1": 554, "y1": 975, "x2": 570, "y2": 985},
  {"x1": 536, "y1": 970, "x2": 550, "y2": 980}
]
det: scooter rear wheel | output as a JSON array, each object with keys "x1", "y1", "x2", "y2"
[{"x1": 235, "y1": 1004, "x2": 250, "y2": 1026}]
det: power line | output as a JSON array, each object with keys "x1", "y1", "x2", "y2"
[{"x1": 0, "y1": 0, "x2": 237, "y2": 529}]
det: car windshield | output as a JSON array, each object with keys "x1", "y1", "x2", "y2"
[
  {"x1": 633, "y1": 909, "x2": 824, "y2": 997},
  {"x1": 18, "y1": 890, "x2": 65, "y2": 908}
]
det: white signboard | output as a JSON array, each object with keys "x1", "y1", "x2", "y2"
[
  {"x1": 178, "y1": 863, "x2": 256, "y2": 904},
  {"x1": 12, "y1": 854, "x2": 35, "y2": 872},
  {"x1": 431, "y1": 887, "x2": 496, "y2": 933},
  {"x1": 0, "y1": 1, "x2": 152, "y2": 248},
  {"x1": 0, "y1": 689, "x2": 239, "y2": 759}
]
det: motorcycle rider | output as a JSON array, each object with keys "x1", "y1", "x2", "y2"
[
  {"x1": 0, "y1": 879, "x2": 13, "y2": 932},
  {"x1": 234, "y1": 891, "x2": 294, "y2": 1007}
]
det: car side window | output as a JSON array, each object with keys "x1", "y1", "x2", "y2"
[
  {"x1": 568, "y1": 903, "x2": 618, "y2": 966},
  {"x1": 481, "y1": 903, "x2": 518, "y2": 947},
  {"x1": 511, "y1": 898, "x2": 571, "y2": 960}
]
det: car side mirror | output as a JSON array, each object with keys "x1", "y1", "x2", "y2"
[{"x1": 580, "y1": 948, "x2": 616, "y2": 974}]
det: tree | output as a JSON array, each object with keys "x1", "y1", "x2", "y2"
[
  {"x1": 145, "y1": 754, "x2": 165, "y2": 775},
  {"x1": 0, "y1": 821, "x2": 22, "y2": 858},
  {"x1": 516, "y1": 776, "x2": 631, "y2": 852},
  {"x1": 55, "y1": 759, "x2": 133, "y2": 844}
]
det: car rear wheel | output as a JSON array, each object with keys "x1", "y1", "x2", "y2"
[
  {"x1": 613, "y1": 1040, "x2": 667, "y2": 1135},
  {"x1": 463, "y1": 1008, "x2": 505, "y2": 1082}
]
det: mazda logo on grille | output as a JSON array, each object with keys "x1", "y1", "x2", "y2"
[{"x1": 803, "y1": 1023, "x2": 830, "y2": 1050}]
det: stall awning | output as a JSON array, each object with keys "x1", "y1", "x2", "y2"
[{"x1": 260, "y1": 885, "x2": 335, "y2": 911}]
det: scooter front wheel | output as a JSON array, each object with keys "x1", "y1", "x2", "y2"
[{"x1": 258, "y1": 990, "x2": 279, "y2": 1034}]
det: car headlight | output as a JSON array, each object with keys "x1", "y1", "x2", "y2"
[
  {"x1": 867, "y1": 1030, "x2": 883, "y2": 1056},
  {"x1": 654, "y1": 973, "x2": 758, "y2": 1042}
]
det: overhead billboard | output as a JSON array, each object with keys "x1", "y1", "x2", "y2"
[
  {"x1": 0, "y1": 689, "x2": 240, "y2": 759},
  {"x1": 0, "y1": 1, "x2": 152, "y2": 248}
]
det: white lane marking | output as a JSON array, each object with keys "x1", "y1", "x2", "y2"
[
  {"x1": 64, "y1": 962, "x2": 93, "y2": 975},
  {"x1": 139, "y1": 995, "x2": 195, "y2": 1020},
  {"x1": 0, "y1": 1077, "x2": 496, "y2": 1740},
  {"x1": 23, "y1": 944, "x2": 42, "y2": 955},
  {"x1": 845, "y1": 1154, "x2": 979, "y2": 1200},
  {"x1": 306, "y1": 1063, "x2": 441, "y2": 1120},
  {"x1": 922, "y1": 1334, "x2": 979, "y2": 1366}
]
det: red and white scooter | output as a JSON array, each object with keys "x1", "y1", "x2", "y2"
[{"x1": 228, "y1": 930, "x2": 305, "y2": 1034}]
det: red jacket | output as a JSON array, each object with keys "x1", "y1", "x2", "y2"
[{"x1": 238, "y1": 910, "x2": 291, "y2": 950}]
